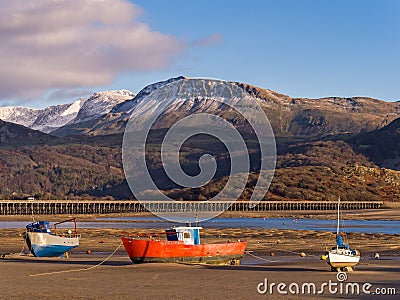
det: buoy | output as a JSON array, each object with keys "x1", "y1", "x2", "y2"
[
  {"x1": 321, "y1": 254, "x2": 327, "y2": 260},
  {"x1": 270, "y1": 252, "x2": 275, "y2": 256},
  {"x1": 87, "y1": 249, "x2": 91, "y2": 254},
  {"x1": 300, "y1": 252, "x2": 306, "y2": 257}
]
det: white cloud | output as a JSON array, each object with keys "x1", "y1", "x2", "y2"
[
  {"x1": 190, "y1": 33, "x2": 222, "y2": 47},
  {"x1": 0, "y1": 0, "x2": 184, "y2": 102}
]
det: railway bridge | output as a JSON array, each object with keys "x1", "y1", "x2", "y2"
[{"x1": 0, "y1": 200, "x2": 384, "y2": 215}]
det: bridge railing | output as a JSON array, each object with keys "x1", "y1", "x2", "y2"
[{"x1": 0, "y1": 200, "x2": 384, "y2": 215}]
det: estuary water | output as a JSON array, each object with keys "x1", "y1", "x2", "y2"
[{"x1": 1, "y1": 217, "x2": 399, "y2": 234}]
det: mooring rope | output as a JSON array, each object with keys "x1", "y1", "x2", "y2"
[
  {"x1": 273, "y1": 248, "x2": 321, "y2": 258},
  {"x1": 245, "y1": 251, "x2": 277, "y2": 263},
  {"x1": 29, "y1": 242, "x2": 124, "y2": 277}
]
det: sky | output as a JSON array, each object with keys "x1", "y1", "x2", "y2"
[{"x1": 0, "y1": 0, "x2": 399, "y2": 108}]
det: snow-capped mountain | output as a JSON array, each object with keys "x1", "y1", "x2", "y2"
[
  {"x1": 1, "y1": 76, "x2": 399, "y2": 137},
  {"x1": 52, "y1": 77, "x2": 185, "y2": 136},
  {"x1": 94, "y1": 77, "x2": 400, "y2": 136},
  {"x1": 111, "y1": 76, "x2": 186, "y2": 114},
  {"x1": 0, "y1": 90, "x2": 134, "y2": 134},
  {"x1": 30, "y1": 100, "x2": 84, "y2": 133},
  {"x1": 70, "y1": 90, "x2": 135, "y2": 124},
  {"x1": 0, "y1": 100, "x2": 85, "y2": 133},
  {"x1": 125, "y1": 78, "x2": 247, "y2": 131},
  {"x1": 0, "y1": 106, "x2": 41, "y2": 128}
]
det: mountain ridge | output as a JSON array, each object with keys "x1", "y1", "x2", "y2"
[
  {"x1": 53, "y1": 78, "x2": 400, "y2": 137},
  {"x1": 1, "y1": 77, "x2": 399, "y2": 137},
  {"x1": 0, "y1": 90, "x2": 135, "y2": 134}
]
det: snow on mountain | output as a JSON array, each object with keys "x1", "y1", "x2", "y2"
[
  {"x1": 30, "y1": 99, "x2": 86, "y2": 133},
  {"x1": 4, "y1": 76, "x2": 398, "y2": 137},
  {"x1": 0, "y1": 90, "x2": 135, "y2": 133},
  {"x1": 0, "y1": 101, "x2": 85, "y2": 133},
  {"x1": 0, "y1": 106, "x2": 40, "y2": 128},
  {"x1": 69, "y1": 90, "x2": 135, "y2": 124},
  {"x1": 125, "y1": 77, "x2": 242, "y2": 131},
  {"x1": 61, "y1": 98, "x2": 83, "y2": 116},
  {"x1": 51, "y1": 77, "x2": 186, "y2": 136},
  {"x1": 111, "y1": 76, "x2": 186, "y2": 114}
]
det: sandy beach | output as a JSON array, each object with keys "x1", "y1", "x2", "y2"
[
  {"x1": 1, "y1": 254, "x2": 399, "y2": 299},
  {"x1": 0, "y1": 210, "x2": 399, "y2": 299}
]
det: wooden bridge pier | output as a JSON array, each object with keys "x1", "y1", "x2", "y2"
[{"x1": 0, "y1": 200, "x2": 384, "y2": 215}]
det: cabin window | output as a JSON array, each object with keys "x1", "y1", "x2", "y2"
[{"x1": 184, "y1": 232, "x2": 190, "y2": 239}]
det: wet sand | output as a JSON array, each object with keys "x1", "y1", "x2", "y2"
[
  {"x1": 1, "y1": 254, "x2": 399, "y2": 299},
  {"x1": 0, "y1": 210, "x2": 399, "y2": 299}
]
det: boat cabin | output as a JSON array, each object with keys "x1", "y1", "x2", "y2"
[
  {"x1": 335, "y1": 234, "x2": 357, "y2": 255},
  {"x1": 165, "y1": 226, "x2": 202, "y2": 245},
  {"x1": 26, "y1": 221, "x2": 52, "y2": 233}
]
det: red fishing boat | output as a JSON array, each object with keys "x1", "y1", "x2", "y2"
[{"x1": 121, "y1": 226, "x2": 247, "y2": 265}]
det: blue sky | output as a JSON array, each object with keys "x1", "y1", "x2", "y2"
[
  {"x1": 0, "y1": 0, "x2": 399, "y2": 107},
  {"x1": 122, "y1": 0, "x2": 399, "y2": 101}
]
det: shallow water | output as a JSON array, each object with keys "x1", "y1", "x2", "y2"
[{"x1": 1, "y1": 217, "x2": 399, "y2": 234}]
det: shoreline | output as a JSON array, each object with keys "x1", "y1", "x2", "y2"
[
  {"x1": 0, "y1": 208, "x2": 399, "y2": 221},
  {"x1": 1, "y1": 210, "x2": 399, "y2": 257},
  {"x1": 1, "y1": 227, "x2": 399, "y2": 258}
]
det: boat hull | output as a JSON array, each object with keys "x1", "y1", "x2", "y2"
[
  {"x1": 121, "y1": 237, "x2": 247, "y2": 264},
  {"x1": 326, "y1": 252, "x2": 360, "y2": 268},
  {"x1": 24, "y1": 232, "x2": 79, "y2": 257}
]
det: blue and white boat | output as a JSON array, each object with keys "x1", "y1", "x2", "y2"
[
  {"x1": 325, "y1": 197, "x2": 360, "y2": 271},
  {"x1": 24, "y1": 218, "x2": 80, "y2": 257}
]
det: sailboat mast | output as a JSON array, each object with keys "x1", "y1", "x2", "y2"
[{"x1": 336, "y1": 196, "x2": 340, "y2": 235}]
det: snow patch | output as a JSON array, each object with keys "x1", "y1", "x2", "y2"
[{"x1": 0, "y1": 89, "x2": 135, "y2": 133}]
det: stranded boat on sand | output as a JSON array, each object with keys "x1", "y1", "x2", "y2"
[
  {"x1": 24, "y1": 218, "x2": 80, "y2": 257},
  {"x1": 324, "y1": 197, "x2": 360, "y2": 271},
  {"x1": 121, "y1": 226, "x2": 247, "y2": 265}
]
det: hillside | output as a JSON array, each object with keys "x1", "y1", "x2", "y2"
[
  {"x1": 0, "y1": 77, "x2": 399, "y2": 201},
  {"x1": 349, "y1": 118, "x2": 400, "y2": 170},
  {"x1": 0, "y1": 130, "x2": 399, "y2": 201},
  {"x1": 0, "y1": 120, "x2": 59, "y2": 147},
  {"x1": 0, "y1": 132, "x2": 125, "y2": 200},
  {"x1": 237, "y1": 83, "x2": 399, "y2": 137}
]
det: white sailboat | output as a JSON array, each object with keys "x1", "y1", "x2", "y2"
[{"x1": 325, "y1": 197, "x2": 360, "y2": 271}]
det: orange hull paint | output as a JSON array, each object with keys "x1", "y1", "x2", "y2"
[{"x1": 121, "y1": 237, "x2": 247, "y2": 264}]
